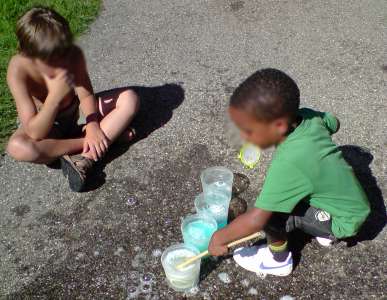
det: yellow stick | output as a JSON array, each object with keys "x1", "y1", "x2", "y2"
[{"x1": 176, "y1": 231, "x2": 263, "y2": 270}]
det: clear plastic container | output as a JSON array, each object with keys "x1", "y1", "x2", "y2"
[
  {"x1": 195, "y1": 193, "x2": 229, "y2": 229},
  {"x1": 200, "y1": 166, "x2": 234, "y2": 203},
  {"x1": 161, "y1": 244, "x2": 201, "y2": 292},
  {"x1": 181, "y1": 214, "x2": 217, "y2": 252}
]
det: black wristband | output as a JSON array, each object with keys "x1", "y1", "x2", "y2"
[{"x1": 85, "y1": 112, "x2": 100, "y2": 124}]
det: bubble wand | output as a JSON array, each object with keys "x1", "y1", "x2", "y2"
[
  {"x1": 176, "y1": 231, "x2": 264, "y2": 270},
  {"x1": 238, "y1": 143, "x2": 261, "y2": 169}
]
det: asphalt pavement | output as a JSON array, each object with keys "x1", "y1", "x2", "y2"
[{"x1": 1, "y1": 0, "x2": 386, "y2": 299}]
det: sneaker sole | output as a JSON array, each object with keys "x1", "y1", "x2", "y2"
[
  {"x1": 60, "y1": 156, "x2": 85, "y2": 192},
  {"x1": 259, "y1": 267, "x2": 292, "y2": 277},
  {"x1": 259, "y1": 260, "x2": 293, "y2": 277}
]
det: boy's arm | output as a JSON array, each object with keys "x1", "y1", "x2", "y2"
[
  {"x1": 73, "y1": 49, "x2": 108, "y2": 161},
  {"x1": 208, "y1": 208, "x2": 272, "y2": 256},
  {"x1": 7, "y1": 58, "x2": 70, "y2": 140}
]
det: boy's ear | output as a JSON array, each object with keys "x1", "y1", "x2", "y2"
[{"x1": 273, "y1": 117, "x2": 289, "y2": 136}]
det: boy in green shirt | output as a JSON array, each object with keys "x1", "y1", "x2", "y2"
[{"x1": 208, "y1": 68, "x2": 370, "y2": 276}]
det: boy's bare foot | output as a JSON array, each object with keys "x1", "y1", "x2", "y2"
[
  {"x1": 60, "y1": 154, "x2": 94, "y2": 192},
  {"x1": 117, "y1": 127, "x2": 136, "y2": 144}
]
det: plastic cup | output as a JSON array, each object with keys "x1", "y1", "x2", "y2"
[
  {"x1": 200, "y1": 166, "x2": 234, "y2": 203},
  {"x1": 161, "y1": 243, "x2": 201, "y2": 292},
  {"x1": 195, "y1": 193, "x2": 229, "y2": 229},
  {"x1": 181, "y1": 214, "x2": 217, "y2": 252}
]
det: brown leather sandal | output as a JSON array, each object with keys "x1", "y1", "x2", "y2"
[{"x1": 60, "y1": 154, "x2": 94, "y2": 192}]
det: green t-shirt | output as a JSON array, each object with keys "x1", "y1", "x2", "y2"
[{"x1": 255, "y1": 108, "x2": 370, "y2": 238}]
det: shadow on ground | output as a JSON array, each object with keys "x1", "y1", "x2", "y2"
[
  {"x1": 339, "y1": 145, "x2": 386, "y2": 245},
  {"x1": 85, "y1": 83, "x2": 185, "y2": 191}
]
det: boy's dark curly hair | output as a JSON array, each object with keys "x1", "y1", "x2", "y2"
[{"x1": 230, "y1": 68, "x2": 300, "y2": 121}]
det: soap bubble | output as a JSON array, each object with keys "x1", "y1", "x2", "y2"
[
  {"x1": 128, "y1": 271, "x2": 139, "y2": 282},
  {"x1": 218, "y1": 272, "x2": 231, "y2": 284},
  {"x1": 140, "y1": 283, "x2": 152, "y2": 294},
  {"x1": 127, "y1": 197, "x2": 137, "y2": 206},
  {"x1": 126, "y1": 286, "x2": 139, "y2": 299},
  {"x1": 141, "y1": 273, "x2": 154, "y2": 284}
]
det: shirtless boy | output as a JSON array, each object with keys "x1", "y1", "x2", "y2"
[{"x1": 6, "y1": 7, "x2": 139, "y2": 191}]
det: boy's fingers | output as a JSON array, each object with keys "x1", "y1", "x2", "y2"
[
  {"x1": 89, "y1": 145, "x2": 98, "y2": 161},
  {"x1": 42, "y1": 73, "x2": 50, "y2": 82},
  {"x1": 94, "y1": 143, "x2": 102, "y2": 159},
  {"x1": 99, "y1": 142, "x2": 107, "y2": 155},
  {"x1": 83, "y1": 141, "x2": 89, "y2": 154},
  {"x1": 103, "y1": 138, "x2": 109, "y2": 150}
]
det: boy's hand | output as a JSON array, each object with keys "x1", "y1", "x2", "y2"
[
  {"x1": 43, "y1": 70, "x2": 74, "y2": 104},
  {"x1": 83, "y1": 123, "x2": 109, "y2": 161},
  {"x1": 208, "y1": 233, "x2": 229, "y2": 256}
]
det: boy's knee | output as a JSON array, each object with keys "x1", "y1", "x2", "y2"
[
  {"x1": 6, "y1": 136, "x2": 40, "y2": 162},
  {"x1": 119, "y1": 89, "x2": 140, "y2": 113}
]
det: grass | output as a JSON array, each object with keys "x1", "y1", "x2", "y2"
[{"x1": 0, "y1": 0, "x2": 101, "y2": 152}]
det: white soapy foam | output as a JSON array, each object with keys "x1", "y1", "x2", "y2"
[
  {"x1": 164, "y1": 249, "x2": 196, "y2": 270},
  {"x1": 217, "y1": 272, "x2": 231, "y2": 284},
  {"x1": 75, "y1": 252, "x2": 85, "y2": 260},
  {"x1": 128, "y1": 271, "x2": 140, "y2": 281},
  {"x1": 152, "y1": 249, "x2": 162, "y2": 257},
  {"x1": 280, "y1": 296, "x2": 295, "y2": 300},
  {"x1": 185, "y1": 286, "x2": 199, "y2": 295},
  {"x1": 248, "y1": 287, "x2": 258, "y2": 295},
  {"x1": 132, "y1": 253, "x2": 146, "y2": 268},
  {"x1": 114, "y1": 246, "x2": 125, "y2": 256},
  {"x1": 241, "y1": 279, "x2": 250, "y2": 287}
]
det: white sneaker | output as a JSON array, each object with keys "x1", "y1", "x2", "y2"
[
  {"x1": 316, "y1": 236, "x2": 334, "y2": 247},
  {"x1": 258, "y1": 246, "x2": 293, "y2": 277},
  {"x1": 233, "y1": 245, "x2": 267, "y2": 273},
  {"x1": 233, "y1": 244, "x2": 293, "y2": 277}
]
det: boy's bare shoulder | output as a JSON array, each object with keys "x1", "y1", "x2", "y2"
[{"x1": 7, "y1": 54, "x2": 32, "y2": 81}]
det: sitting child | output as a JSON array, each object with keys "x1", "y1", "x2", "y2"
[
  {"x1": 208, "y1": 68, "x2": 370, "y2": 276},
  {"x1": 6, "y1": 7, "x2": 139, "y2": 191}
]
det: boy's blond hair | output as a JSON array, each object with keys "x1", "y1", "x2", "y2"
[{"x1": 16, "y1": 7, "x2": 73, "y2": 61}]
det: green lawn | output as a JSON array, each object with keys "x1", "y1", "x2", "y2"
[{"x1": 0, "y1": 0, "x2": 101, "y2": 152}]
